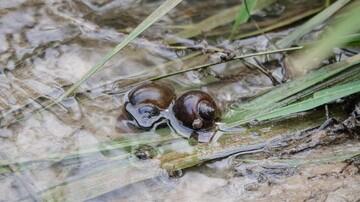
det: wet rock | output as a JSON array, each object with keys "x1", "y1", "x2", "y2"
[
  {"x1": 244, "y1": 182, "x2": 259, "y2": 191},
  {"x1": 0, "y1": 128, "x2": 12, "y2": 138},
  {"x1": 234, "y1": 161, "x2": 296, "y2": 183},
  {"x1": 133, "y1": 144, "x2": 158, "y2": 160}
]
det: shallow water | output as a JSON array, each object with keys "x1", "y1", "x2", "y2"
[{"x1": 0, "y1": 0, "x2": 359, "y2": 201}]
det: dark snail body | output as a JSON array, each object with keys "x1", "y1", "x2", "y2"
[
  {"x1": 173, "y1": 90, "x2": 220, "y2": 131},
  {"x1": 124, "y1": 82, "x2": 176, "y2": 129},
  {"x1": 115, "y1": 111, "x2": 141, "y2": 133}
]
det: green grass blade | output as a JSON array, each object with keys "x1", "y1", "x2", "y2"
[
  {"x1": 176, "y1": 5, "x2": 241, "y2": 39},
  {"x1": 276, "y1": 0, "x2": 351, "y2": 48},
  {"x1": 257, "y1": 80, "x2": 360, "y2": 121},
  {"x1": 176, "y1": 0, "x2": 274, "y2": 39},
  {"x1": 222, "y1": 54, "x2": 360, "y2": 129},
  {"x1": 0, "y1": 130, "x2": 178, "y2": 173},
  {"x1": 232, "y1": 54, "x2": 360, "y2": 112},
  {"x1": 58, "y1": 0, "x2": 184, "y2": 101},
  {"x1": 229, "y1": 0, "x2": 258, "y2": 38},
  {"x1": 233, "y1": 7, "x2": 322, "y2": 40},
  {"x1": 41, "y1": 161, "x2": 161, "y2": 201},
  {"x1": 288, "y1": 5, "x2": 360, "y2": 75}
]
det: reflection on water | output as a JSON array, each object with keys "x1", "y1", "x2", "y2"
[{"x1": 0, "y1": 0, "x2": 358, "y2": 201}]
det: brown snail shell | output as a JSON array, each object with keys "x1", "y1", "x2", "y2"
[
  {"x1": 128, "y1": 82, "x2": 175, "y2": 109},
  {"x1": 124, "y1": 82, "x2": 176, "y2": 129},
  {"x1": 173, "y1": 90, "x2": 220, "y2": 130}
]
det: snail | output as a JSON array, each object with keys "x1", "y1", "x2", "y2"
[
  {"x1": 116, "y1": 82, "x2": 221, "y2": 143},
  {"x1": 123, "y1": 82, "x2": 176, "y2": 129},
  {"x1": 173, "y1": 90, "x2": 220, "y2": 131}
]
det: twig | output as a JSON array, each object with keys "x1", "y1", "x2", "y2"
[
  {"x1": 242, "y1": 58, "x2": 280, "y2": 85},
  {"x1": 151, "y1": 46, "x2": 302, "y2": 81}
]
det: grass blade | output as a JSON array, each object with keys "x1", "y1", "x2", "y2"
[
  {"x1": 176, "y1": 5, "x2": 241, "y2": 39},
  {"x1": 233, "y1": 7, "x2": 322, "y2": 40},
  {"x1": 41, "y1": 162, "x2": 161, "y2": 201},
  {"x1": 222, "y1": 54, "x2": 360, "y2": 129},
  {"x1": 276, "y1": 0, "x2": 351, "y2": 48},
  {"x1": 229, "y1": 0, "x2": 258, "y2": 38},
  {"x1": 232, "y1": 55, "x2": 360, "y2": 111},
  {"x1": 287, "y1": 5, "x2": 360, "y2": 76},
  {"x1": 58, "y1": 0, "x2": 184, "y2": 101},
  {"x1": 0, "y1": 131, "x2": 178, "y2": 173},
  {"x1": 257, "y1": 80, "x2": 360, "y2": 121},
  {"x1": 176, "y1": 0, "x2": 274, "y2": 39}
]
